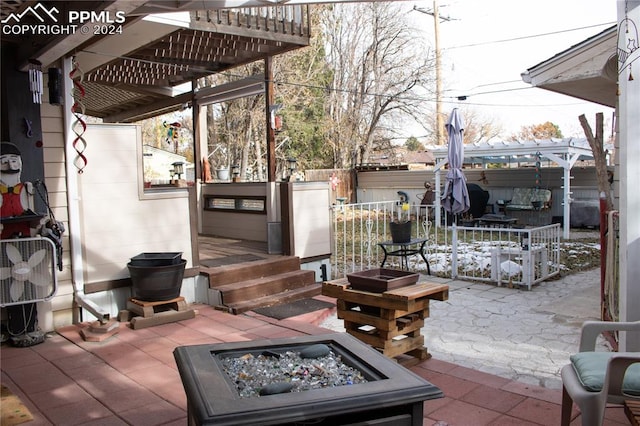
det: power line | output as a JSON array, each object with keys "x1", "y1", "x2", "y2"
[
  {"x1": 80, "y1": 46, "x2": 596, "y2": 110},
  {"x1": 446, "y1": 22, "x2": 615, "y2": 50}
]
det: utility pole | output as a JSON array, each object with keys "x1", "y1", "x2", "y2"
[{"x1": 414, "y1": 1, "x2": 452, "y2": 145}]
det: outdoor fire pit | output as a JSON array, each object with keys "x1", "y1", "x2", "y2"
[{"x1": 174, "y1": 333, "x2": 443, "y2": 426}]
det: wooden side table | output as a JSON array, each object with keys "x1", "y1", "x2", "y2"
[{"x1": 322, "y1": 277, "x2": 448, "y2": 365}]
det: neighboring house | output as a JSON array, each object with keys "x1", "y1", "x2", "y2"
[
  {"x1": 360, "y1": 148, "x2": 435, "y2": 170},
  {"x1": 522, "y1": 4, "x2": 639, "y2": 352},
  {"x1": 142, "y1": 144, "x2": 192, "y2": 185}
]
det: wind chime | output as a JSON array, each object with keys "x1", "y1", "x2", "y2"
[
  {"x1": 618, "y1": 0, "x2": 638, "y2": 82},
  {"x1": 28, "y1": 60, "x2": 43, "y2": 104},
  {"x1": 534, "y1": 151, "x2": 542, "y2": 190},
  {"x1": 69, "y1": 56, "x2": 88, "y2": 173},
  {"x1": 533, "y1": 151, "x2": 543, "y2": 210}
]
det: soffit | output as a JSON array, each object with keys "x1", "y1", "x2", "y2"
[{"x1": 522, "y1": 26, "x2": 617, "y2": 108}]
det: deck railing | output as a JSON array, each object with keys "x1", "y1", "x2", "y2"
[
  {"x1": 331, "y1": 201, "x2": 561, "y2": 290},
  {"x1": 194, "y1": 5, "x2": 311, "y2": 37}
]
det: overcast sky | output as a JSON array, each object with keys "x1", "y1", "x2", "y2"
[{"x1": 408, "y1": 0, "x2": 617, "y2": 140}]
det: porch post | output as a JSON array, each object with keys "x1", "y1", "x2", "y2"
[
  {"x1": 562, "y1": 162, "x2": 571, "y2": 239},
  {"x1": 543, "y1": 151, "x2": 578, "y2": 240},
  {"x1": 265, "y1": 56, "x2": 276, "y2": 182},
  {"x1": 617, "y1": 0, "x2": 640, "y2": 351}
]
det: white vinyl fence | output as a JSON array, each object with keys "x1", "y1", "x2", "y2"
[{"x1": 331, "y1": 201, "x2": 561, "y2": 290}]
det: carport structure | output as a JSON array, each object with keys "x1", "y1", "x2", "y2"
[{"x1": 428, "y1": 137, "x2": 612, "y2": 238}]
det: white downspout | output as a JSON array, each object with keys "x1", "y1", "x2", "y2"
[{"x1": 62, "y1": 57, "x2": 110, "y2": 323}]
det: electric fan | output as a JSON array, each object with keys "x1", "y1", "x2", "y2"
[{"x1": 1, "y1": 237, "x2": 57, "y2": 346}]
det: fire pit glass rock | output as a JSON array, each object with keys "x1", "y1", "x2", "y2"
[{"x1": 220, "y1": 343, "x2": 368, "y2": 398}]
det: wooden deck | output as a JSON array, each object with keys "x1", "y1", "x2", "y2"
[{"x1": 197, "y1": 235, "x2": 281, "y2": 264}]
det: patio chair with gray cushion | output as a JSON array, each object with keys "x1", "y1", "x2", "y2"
[{"x1": 561, "y1": 320, "x2": 640, "y2": 426}]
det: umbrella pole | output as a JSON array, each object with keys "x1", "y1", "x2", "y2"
[{"x1": 451, "y1": 222, "x2": 458, "y2": 278}]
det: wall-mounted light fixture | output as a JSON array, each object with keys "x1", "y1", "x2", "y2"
[
  {"x1": 231, "y1": 164, "x2": 240, "y2": 182},
  {"x1": 286, "y1": 157, "x2": 297, "y2": 182}
]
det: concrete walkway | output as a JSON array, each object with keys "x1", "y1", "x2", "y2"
[{"x1": 321, "y1": 267, "x2": 605, "y2": 390}]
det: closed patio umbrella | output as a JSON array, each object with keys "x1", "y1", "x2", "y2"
[{"x1": 441, "y1": 108, "x2": 470, "y2": 218}]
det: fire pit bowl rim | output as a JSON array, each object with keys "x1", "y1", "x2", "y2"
[{"x1": 174, "y1": 333, "x2": 443, "y2": 425}]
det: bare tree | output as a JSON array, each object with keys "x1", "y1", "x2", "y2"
[
  {"x1": 321, "y1": 2, "x2": 436, "y2": 168},
  {"x1": 457, "y1": 108, "x2": 503, "y2": 144},
  {"x1": 579, "y1": 113, "x2": 613, "y2": 210}
]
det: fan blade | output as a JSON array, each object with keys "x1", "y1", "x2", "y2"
[
  {"x1": 6, "y1": 244, "x2": 23, "y2": 264},
  {"x1": 10, "y1": 280, "x2": 24, "y2": 301},
  {"x1": 28, "y1": 249, "x2": 47, "y2": 268},
  {"x1": 30, "y1": 271, "x2": 51, "y2": 288},
  {"x1": 0, "y1": 267, "x2": 11, "y2": 280}
]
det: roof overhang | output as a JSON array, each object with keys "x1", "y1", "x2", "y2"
[{"x1": 521, "y1": 26, "x2": 617, "y2": 108}]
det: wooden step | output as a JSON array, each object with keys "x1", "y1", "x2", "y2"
[
  {"x1": 224, "y1": 284, "x2": 323, "y2": 314},
  {"x1": 216, "y1": 270, "x2": 316, "y2": 304},
  {"x1": 202, "y1": 256, "x2": 301, "y2": 286}
]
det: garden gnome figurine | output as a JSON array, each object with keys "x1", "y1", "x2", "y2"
[{"x1": 1, "y1": 142, "x2": 35, "y2": 238}]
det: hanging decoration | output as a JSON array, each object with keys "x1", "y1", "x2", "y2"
[
  {"x1": 618, "y1": 1, "x2": 639, "y2": 82},
  {"x1": 164, "y1": 121, "x2": 181, "y2": 153},
  {"x1": 69, "y1": 57, "x2": 88, "y2": 173},
  {"x1": 28, "y1": 60, "x2": 43, "y2": 104},
  {"x1": 534, "y1": 151, "x2": 542, "y2": 190},
  {"x1": 329, "y1": 172, "x2": 341, "y2": 191}
]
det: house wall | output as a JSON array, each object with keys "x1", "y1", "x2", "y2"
[{"x1": 617, "y1": 0, "x2": 640, "y2": 351}]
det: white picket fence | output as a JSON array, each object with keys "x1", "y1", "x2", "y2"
[{"x1": 331, "y1": 201, "x2": 561, "y2": 290}]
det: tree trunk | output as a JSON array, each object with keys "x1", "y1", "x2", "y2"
[
  {"x1": 242, "y1": 124, "x2": 252, "y2": 181},
  {"x1": 579, "y1": 113, "x2": 613, "y2": 210}
]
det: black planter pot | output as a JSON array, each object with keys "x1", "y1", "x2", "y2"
[
  {"x1": 390, "y1": 221, "x2": 412, "y2": 243},
  {"x1": 127, "y1": 259, "x2": 186, "y2": 301}
]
